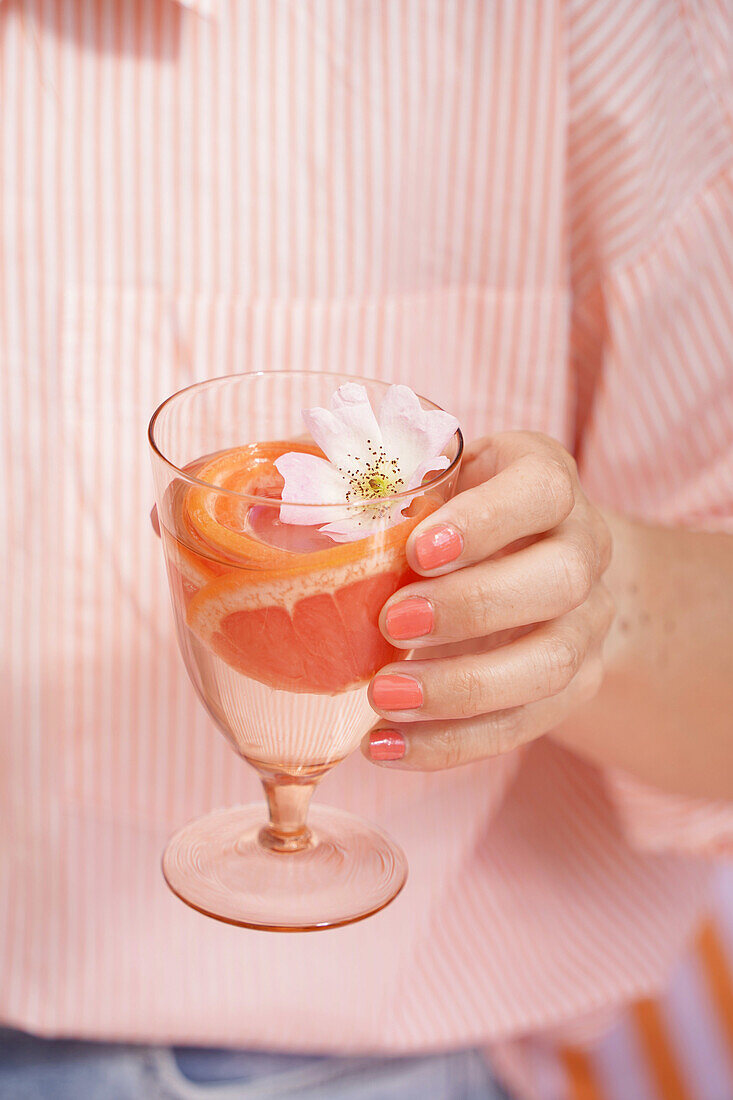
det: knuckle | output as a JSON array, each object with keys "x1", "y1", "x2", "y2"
[
  {"x1": 557, "y1": 541, "x2": 595, "y2": 605},
  {"x1": 542, "y1": 633, "x2": 581, "y2": 693},
  {"x1": 538, "y1": 455, "x2": 576, "y2": 520},
  {"x1": 456, "y1": 579, "x2": 495, "y2": 635},
  {"x1": 485, "y1": 708, "x2": 526, "y2": 755},
  {"x1": 428, "y1": 727, "x2": 466, "y2": 770},
  {"x1": 453, "y1": 662, "x2": 488, "y2": 716},
  {"x1": 464, "y1": 481, "x2": 504, "y2": 546},
  {"x1": 427, "y1": 709, "x2": 530, "y2": 768}
]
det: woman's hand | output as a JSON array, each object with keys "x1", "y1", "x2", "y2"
[{"x1": 363, "y1": 432, "x2": 614, "y2": 769}]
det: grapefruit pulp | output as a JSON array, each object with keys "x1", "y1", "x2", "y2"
[{"x1": 177, "y1": 441, "x2": 434, "y2": 694}]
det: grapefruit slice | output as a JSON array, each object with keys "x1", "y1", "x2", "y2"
[
  {"x1": 183, "y1": 442, "x2": 436, "y2": 693},
  {"x1": 158, "y1": 476, "x2": 232, "y2": 607},
  {"x1": 186, "y1": 533, "x2": 421, "y2": 694},
  {"x1": 190, "y1": 565, "x2": 411, "y2": 694},
  {"x1": 184, "y1": 441, "x2": 321, "y2": 566}
]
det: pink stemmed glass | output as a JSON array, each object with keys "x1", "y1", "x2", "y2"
[{"x1": 148, "y1": 372, "x2": 462, "y2": 931}]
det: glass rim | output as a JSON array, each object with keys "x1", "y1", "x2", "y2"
[{"x1": 148, "y1": 370, "x2": 464, "y2": 509}]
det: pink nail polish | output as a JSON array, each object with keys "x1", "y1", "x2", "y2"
[
  {"x1": 369, "y1": 730, "x2": 406, "y2": 761},
  {"x1": 414, "y1": 524, "x2": 463, "y2": 570},
  {"x1": 371, "y1": 674, "x2": 423, "y2": 710},
  {"x1": 385, "y1": 597, "x2": 433, "y2": 640}
]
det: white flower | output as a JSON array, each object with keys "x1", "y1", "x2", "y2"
[{"x1": 274, "y1": 383, "x2": 459, "y2": 543}]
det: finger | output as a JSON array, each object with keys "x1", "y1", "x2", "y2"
[
  {"x1": 362, "y1": 653, "x2": 604, "y2": 770},
  {"x1": 407, "y1": 450, "x2": 576, "y2": 575},
  {"x1": 458, "y1": 431, "x2": 577, "y2": 489},
  {"x1": 150, "y1": 504, "x2": 161, "y2": 538},
  {"x1": 381, "y1": 521, "x2": 610, "y2": 648},
  {"x1": 370, "y1": 586, "x2": 614, "y2": 721}
]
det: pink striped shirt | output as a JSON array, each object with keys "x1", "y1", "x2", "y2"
[{"x1": 1, "y1": 2, "x2": 732, "y2": 1097}]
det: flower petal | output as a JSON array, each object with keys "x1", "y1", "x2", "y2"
[
  {"x1": 276, "y1": 384, "x2": 460, "y2": 544},
  {"x1": 274, "y1": 452, "x2": 350, "y2": 527},
  {"x1": 331, "y1": 383, "x2": 383, "y2": 447},
  {"x1": 302, "y1": 383, "x2": 382, "y2": 471},
  {"x1": 378, "y1": 385, "x2": 459, "y2": 483},
  {"x1": 405, "y1": 454, "x2": 451, "y2": 492},
  {"x1": 317, "y1": 517, "x2": 373, "y2": 543},
  {"x1": 319, "y1": 504, "x2": 404, "y2": 544}
]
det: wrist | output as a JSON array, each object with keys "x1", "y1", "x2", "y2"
[
  {"x1": 597, "y1": 509, "x2": 649, "y2": 677},
  {"x1": 550, "y1": 509, "x2": 648, "y2": 762}
]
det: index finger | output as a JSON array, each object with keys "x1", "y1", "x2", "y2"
[{"x1": 407, "y1": 451, "x2": 575, "y2": 575}]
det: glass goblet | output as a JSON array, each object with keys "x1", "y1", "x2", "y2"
[{"x1": 149, "y1": 371, "x2": 462, "y2": 930}]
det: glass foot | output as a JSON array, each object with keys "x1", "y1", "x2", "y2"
[{"x1": 162, "y1": 803, "x2": 408, "y2": 931}]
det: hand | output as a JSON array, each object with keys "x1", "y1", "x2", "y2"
[{"x1": 363, "y1": 432, "x2": 614, "y2": 770}]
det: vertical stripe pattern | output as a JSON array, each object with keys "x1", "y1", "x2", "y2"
[{"x1": 1, "y1": 2, "x2": 732, "y2": 1097}]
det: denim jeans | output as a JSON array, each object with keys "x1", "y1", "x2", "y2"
[{"x1": 0, "y1": 1028, "x2": 511, "y2": 1099}]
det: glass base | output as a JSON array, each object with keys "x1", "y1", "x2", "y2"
[{"x1": 162, "y1": 803, "x2": 408, "y2": 931}]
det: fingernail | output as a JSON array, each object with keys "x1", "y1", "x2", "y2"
[
  {"x1": 414, "y1": 524, "x2": 463, "y2": 570},
  {"x1": 371, "y1": 674, "x2": 423, "y2": 710},
  {"x1": 369, "y1": 730, "x2": 406, "y2": 761},
  {"x1": 385, "y1": 597, "x2": 433, "y2": 640}
]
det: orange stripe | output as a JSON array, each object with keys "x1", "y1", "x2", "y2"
[
  {"x1": 559, "y1": 1047, "x2": 609, "y2": 1100},
  {"x1": 630, "y1": 998, "x2": 693, "y2": 1100},
  {"x1": 696, "y1": 921, "x2": 733, "y2": 1058}
]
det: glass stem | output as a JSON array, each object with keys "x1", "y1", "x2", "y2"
[{"x1": 258, "y1": 774, "x2": 317, "y2": 853}]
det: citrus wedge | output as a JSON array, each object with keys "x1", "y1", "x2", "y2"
[
  {"x1": 182, "y1": 442, "x2": 436, "y2": 693},
  {"x1": 184, "y1": 440, "x2": 321, "y2": 566}
]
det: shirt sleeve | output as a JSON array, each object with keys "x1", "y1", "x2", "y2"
[
  {"x1": 604, "y1": 770, "x2": 733, "y2": 858},
  {"x1": 573, "y1": 168, "x2": 733, "y2": 537},
  {"x1": 567, "y1": 1, "x2": 733, "y2": 855}
]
